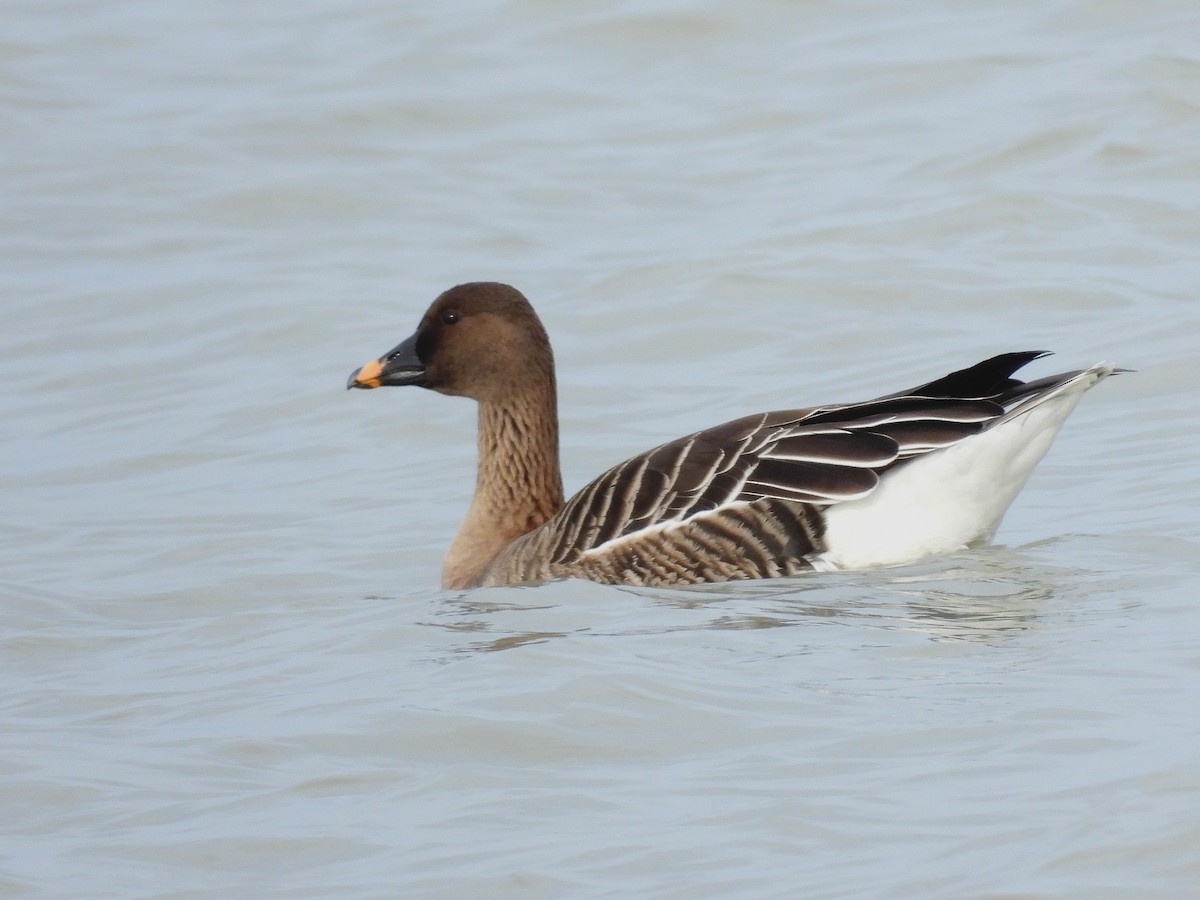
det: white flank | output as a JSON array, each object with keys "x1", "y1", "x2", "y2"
[{"x1": 812, "y1": 363, "x2": 1115, "y2": 571}]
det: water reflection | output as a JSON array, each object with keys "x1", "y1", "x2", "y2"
[{"x1": 420, "y1": 545, "x2": 1077, "y2": 654}]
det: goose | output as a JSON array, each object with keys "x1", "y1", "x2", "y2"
[{"x1": 347, "y1": 282, "x2": 1116, "y2": 589}]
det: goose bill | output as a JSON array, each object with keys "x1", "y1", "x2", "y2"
[{"x1": 346, "y1": 333, "x2": 426, "y2": 389}]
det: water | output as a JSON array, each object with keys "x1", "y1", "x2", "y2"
[{"x1": 3, "y1": 0, "x2": 1199, "y2": 896}]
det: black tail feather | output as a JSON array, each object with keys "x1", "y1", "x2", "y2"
[{"x1": 908, "y1": 351, "x2": 1051, "y2": 399}]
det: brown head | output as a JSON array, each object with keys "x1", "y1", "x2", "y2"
[{"x1": 346, "y1": 282, "x2": 554, "y2": 403}]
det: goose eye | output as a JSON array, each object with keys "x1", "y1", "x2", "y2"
[{"x1": 441, "y1": 310, "x2": 460, "y2": 325}]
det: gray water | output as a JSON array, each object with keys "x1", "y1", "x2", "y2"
[{"x1": 3, "y1": 1, "x2": 1200, "y2": 896}]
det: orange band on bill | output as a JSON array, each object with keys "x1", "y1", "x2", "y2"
[{"x1": 352, "y1": 358, "x2": 384, "y2": 388}]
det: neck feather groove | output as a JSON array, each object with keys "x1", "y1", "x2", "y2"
[{"x1": 443, "y1": 377, "x2": 564, "y2": 588}]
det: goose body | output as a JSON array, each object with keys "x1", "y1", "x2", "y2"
[{"x1": 348, "y1": 283, "x2": 1115, "y2": 589}]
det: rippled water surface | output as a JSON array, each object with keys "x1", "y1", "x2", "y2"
[{"x1": 3, "y1": 0, "x2": 1199, "y2": 896}]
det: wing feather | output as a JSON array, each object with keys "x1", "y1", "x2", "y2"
[
  {"x1": 535, "y1": 356, "x2": 1056, "y2": 567},
  {"x1": 745, "y1": 457, "x2": 879, "y2": 502},
  {"x1": 761, "y1": 430, "x2": 899, "y2": 467}
]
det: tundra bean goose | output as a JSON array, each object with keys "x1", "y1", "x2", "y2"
[{"x1": 347, "y1": 282, "x2": 1116, "y2": 590}]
